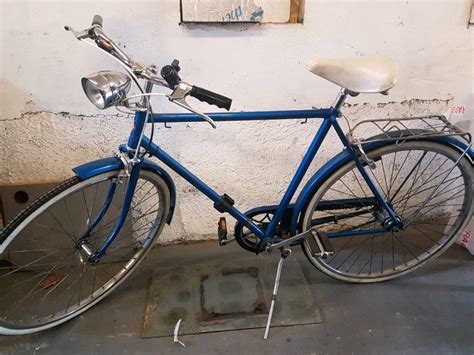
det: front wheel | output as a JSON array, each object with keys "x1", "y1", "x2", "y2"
[
  {"x1": 0, "y1": 169, "x2": 170, "y2": 334},
  {"x1": 301, "y1": 141, "x2": 473, "y2": 283}
]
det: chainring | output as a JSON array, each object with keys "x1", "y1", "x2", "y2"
[{"x1": 234, "y1": 206, "x2": 292, "y2": 253}]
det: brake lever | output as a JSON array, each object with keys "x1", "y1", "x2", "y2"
[
  {"x1": 64, "y1": 25, "x2": 90, "y2": 40},
  {"x1": 168, "y1": 83, "x2": 217, "y2": 129}
]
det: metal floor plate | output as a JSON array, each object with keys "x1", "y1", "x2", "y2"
[{"x1": 141, "y1": 258, "x2": 322, "y2": 338}]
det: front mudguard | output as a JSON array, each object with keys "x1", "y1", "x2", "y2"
[
  {"x1": 72, "y1": 157, "x2": 176, "y2": 224},
  {"x1": 290, "y1": 135, "x2": 473, "y2": 236}
]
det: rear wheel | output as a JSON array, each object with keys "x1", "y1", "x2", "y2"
[
  {"x1": 301, "y1": 141, "x2": 473, "y2": 283},
  {"x1": 0, "y1": 169, "x2": 170, "y2": 334}
]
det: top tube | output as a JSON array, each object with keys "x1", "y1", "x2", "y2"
[{"x1": 149, "y1": 108, "x2": 337, "y2": 123}]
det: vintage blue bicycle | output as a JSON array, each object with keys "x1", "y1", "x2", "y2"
[{"x1": 0, "y1": 16, "x2": 472, "y2": 335}]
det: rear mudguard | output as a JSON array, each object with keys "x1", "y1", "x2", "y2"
[
  {"x1": 72, "y1": 157, "x2": 176, "y2": 224},
  {"x1": 290, "y1": 135, "x2": 473, "y2": 236}
]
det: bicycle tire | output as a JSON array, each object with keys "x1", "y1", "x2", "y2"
[
  {"x1": 0, "y1": 169, "x2": 170, "y2": 334},
  {"x1": 301, "y1": 141, "x2": 473, "y2": 283}
]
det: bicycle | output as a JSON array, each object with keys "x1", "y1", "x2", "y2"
[{"x1": 0, "y1": 15, "x2": 472, "y2": 336}]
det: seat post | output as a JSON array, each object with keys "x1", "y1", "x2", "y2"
[{"x1": 333, "y1": 88, "x2": 349, "y2": 112}]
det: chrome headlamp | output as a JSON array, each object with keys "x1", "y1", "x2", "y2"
[{"x1": 81, "y1": 71, "x2": 131, "y2": 109}]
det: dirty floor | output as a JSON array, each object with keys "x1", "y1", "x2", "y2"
[{"x1": 0, "y1": 241, "x2": 472, "y2": 354}]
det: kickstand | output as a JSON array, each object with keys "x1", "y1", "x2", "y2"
[{"x1": 264, "y1": 247, "x2": 292, "y2": 340}]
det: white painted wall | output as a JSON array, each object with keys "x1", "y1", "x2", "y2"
[{"x1": 1, "y1": 0, "x2": 472, "y2": 243}]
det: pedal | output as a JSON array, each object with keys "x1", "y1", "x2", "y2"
[
  {"x1": 217, "y1": 217, "x2": 234, "y2": 246},
  {"x1": 307, "y1": 230, "x2": 334, "y2": 259}
]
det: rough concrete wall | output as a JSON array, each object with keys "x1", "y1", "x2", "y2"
[{"x1": 1, "y1": 0, "x2": 472, "y2": 243}]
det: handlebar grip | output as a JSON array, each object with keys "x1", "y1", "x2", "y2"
[
  {"x1": 189, "y1": 86, "x2": 232, "y2": 111},
  {"x1": 92, "y1": 15, "x2": 103, "y2": 27}
]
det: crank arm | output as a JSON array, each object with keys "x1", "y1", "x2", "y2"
[{"x1": 265, "y1": 229, "x2": 314, "y2": 253}]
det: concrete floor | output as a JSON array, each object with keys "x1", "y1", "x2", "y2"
[{"x1": 0, "y1": 241, "x2": 472, "y2": 355}]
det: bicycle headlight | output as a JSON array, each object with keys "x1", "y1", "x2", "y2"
[{"x1": 81, "y1": 71, "x2": 131, "y2": 109}]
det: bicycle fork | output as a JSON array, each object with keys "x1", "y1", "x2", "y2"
[{"x1": 77, "y1": 158, "x2": 143, "y2": 262}]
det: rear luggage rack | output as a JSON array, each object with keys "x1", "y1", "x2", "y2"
[{"x1": 346, "y1": 115, "x2": 472, "y2": 146}]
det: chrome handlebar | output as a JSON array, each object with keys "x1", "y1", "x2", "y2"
[
  {"x1": 93, "y1": 27, "x2": 134, "y2": 68},
  {"x1": 65, "y1": 16, "x2": 219, "y2": 128}
]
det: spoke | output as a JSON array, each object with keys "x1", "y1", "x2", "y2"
[
  {"x1": 94, "y1": 199, "x2": 160, "y2": 237},
  {"x1": 396, "y1": 153, "x2": 431, "y2": 215},
  {"x1": 379, "y1": 156, "x2": 390, "y2": 199},
  {"x1": 355, "y1": 233, "x2": 391, "y2": 275},
  {"x1": 334, "y1": 236, "x2": 373, "y2": 270},
  {"x1": 65, "y1": 263, "x2": 86, "y2": 314},
  {"x1": 3, "y1": 247, "x2": 72, "y2": 254},
  {"x1": 404, "y1": 184, "x2": 465, "y2": 224},
  {"x1": 54, "y1": 266, "x2": 86, "y2": 311},
  {"x1": 402, "y1": 201, "x2": 463, "y2": 212},
  {"x1": 387, "y1": 150, "x2": 402, "y2": 198},
  {"x1": 367, "y1": 165, "x2": 389, "y2": 199},
  {"x1": 0, "y1": 261, "x2": 79, "y2": 270},
  {"x1": 387, "y1": 150, "x2": 411, "y2": 199},
  {"x1": 46, "y1": 209, "x2": 75, "y2": 243},
  {"x1": 390, "y1": 151, "x2": 428, "y2": 203},
  {"x1": 88, "y1": 205, "x2": 160, "y2": 246},
  {"x1": 400, "y1": 230, "x2": 408, "y2": 266},
  {"x1": 399, "y1": 157, "x2": 451, "y2": 196},
  {"x1": 329, "y1": 181, "x2": 370, "y2": 209},
  {"x1": 29, "y1": 221, "x2": 68, "y2": 239},
  {"x1": 91, "y1": 263, "x2": 99, "y2": 299},
  {"x1": 90, "y1": 183, "x2": 100, "y2": 213},
  {"x1": 0, "y1": 249, "x2": 63, "y2": 278},
  {"x1": 0, "y1": 250, "x2": 77, "y2": 304},
  {"x1": 63, "y1": 198, "x2": 78, "y2": 240},
  {"x1": 392, "y1": 173, "x2": 462, "y2": 208},
  {"x1": 77, "y1": 262, "x2": 86, "y2": 307},
  {"x1": 393, "y1": 233, "x2": 420, "y2": 261},
  {"x1": 418, "y1": 224, "x2": 453, "y2": 236},
  {"x1": 392, "y1": 233, "x2": 395, "y2": 271},
  {"x1": 39, "y1": 263, "x2": 77, "y2": 304},
  {"x1": 7, "y1": 261, "x2": 63, "y2": 315},
  {"x1": 7, "y1": 235, "x2": 64, "y2": 248},
  {"x1": 412, "y1": 226, "x2": 441, "y2": 246},
  {"x1": 351, "y1": 170, "x2": 369, "y2": 198},
  {"x1": 91, "y1": 189, "x2": 159, "y2": 238},
  {"x1": 380, "y1": 230, "x2": 384, "y2": 274},
  {"x1": 369, "y1": 236, "x2": 375, "y2": 274}
]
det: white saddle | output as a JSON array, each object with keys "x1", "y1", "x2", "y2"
[{"x1": 307, "y1": 56, "x2": 398, "y2": 94}]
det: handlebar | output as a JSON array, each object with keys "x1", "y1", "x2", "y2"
[
  {"x1": 160, "y1": 59, "x2": 232, "y2": 111},
  {"x1": 89, "y1": 21, "x2": 134, "y2": 68},
  {"x1": 66, "y1": 15, "x2": 232, "y2": 123}
]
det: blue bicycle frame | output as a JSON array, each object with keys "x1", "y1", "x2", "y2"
[{"x1": 86, "y1": 103, "x2": 400, "y2": 258}]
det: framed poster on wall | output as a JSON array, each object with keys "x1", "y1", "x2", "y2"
[{"x1": 180, "y1": 0, "x2": 303, "y2": 23}]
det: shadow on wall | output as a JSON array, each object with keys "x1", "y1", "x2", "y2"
[{"x1": 0, "y1": 79, "x2": 37, "y2": 120}]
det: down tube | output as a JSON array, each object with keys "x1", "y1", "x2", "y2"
[
  {"x1": 140, "y1": 136, "x2": 265, "y2": 239},
  {"x1": 265, "y1": 117, "x2": 333, "y2": 238}
]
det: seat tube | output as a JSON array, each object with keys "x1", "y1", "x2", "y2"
[{"x1": 266, "y1": 117, "x2": 333, "y2": 238}]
